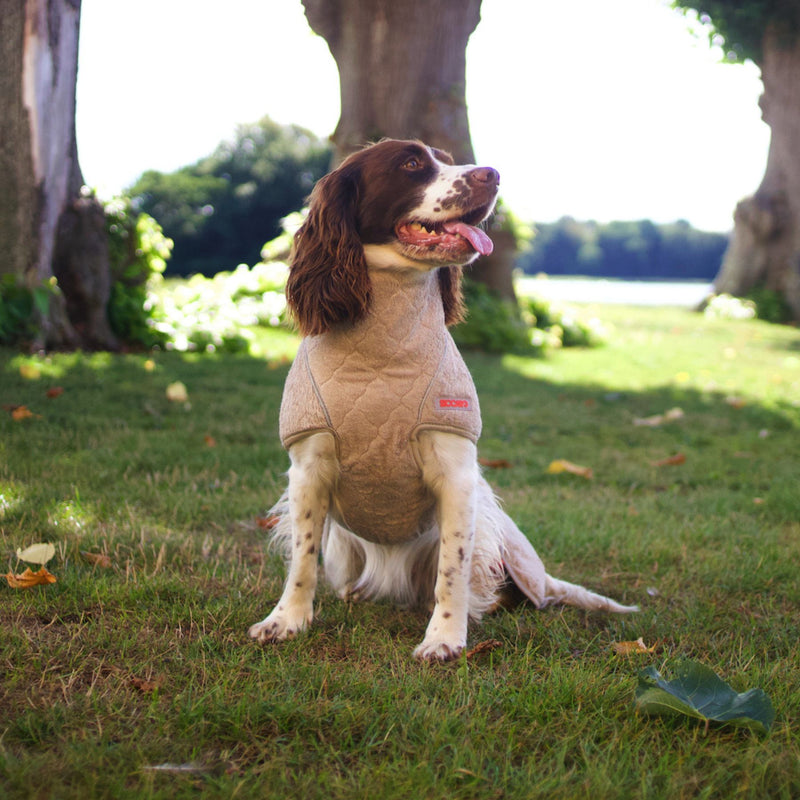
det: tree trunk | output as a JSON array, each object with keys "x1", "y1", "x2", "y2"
[
  {"x1": 301, "y1": 0, "x2": 518, "y2": 301},
  {"x1": 713, "y1": 25, "x2": 800, "y2": 321},
  {"x1": 0, "y1": 0, "x2": 117, "y2": 349}
]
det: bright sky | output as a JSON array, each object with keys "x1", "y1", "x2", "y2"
[{"x1": 76, "y1": 0, "x2": 769, "y2": 233}]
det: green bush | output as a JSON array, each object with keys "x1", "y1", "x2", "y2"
[
  {"x1": 522, "y1": 294, "x2": 607, "y2": 348},
  {"x1": 452, "y1": 278, "x2": 607, "y2": 355},
  {"x1": 148, "y1": 262, "x2": 289, "y2": 354},
  {"x1": 745, "y1": 285, "x2": 793, "y2": 324},
  {"x1": 0, "y1": 276, "x2": 60, "y2": 346},
  {"x1": 452, "y1": 279, "x2": 534, "y2": 354},
  {"x1": 104, "y1": 197, "x2": 172, "y2": 348}
]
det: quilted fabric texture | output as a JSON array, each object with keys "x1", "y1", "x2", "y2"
[{"x1": 280, "y1": 268, "x2": 481, "y2": 544}]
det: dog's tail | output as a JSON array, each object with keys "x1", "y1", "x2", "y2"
[{"x1": 501, "y1": 508, "x2": 638, "y2": 614}]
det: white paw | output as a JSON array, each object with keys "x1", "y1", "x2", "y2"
[
  {"x1": 413, "y1": 637, "x2": 465, "y2": 662},
  {"x1": 248, "y1": 605, "x2": 312, "y2": 643}
]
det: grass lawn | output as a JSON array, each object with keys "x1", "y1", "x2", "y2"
[{"x1": 1, "y1": 303, "x2": 799, "y2": 799}]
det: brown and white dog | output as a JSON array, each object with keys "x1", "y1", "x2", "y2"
[{"x1": 249, "y1": 139, "x2": 637, "y2": 661}]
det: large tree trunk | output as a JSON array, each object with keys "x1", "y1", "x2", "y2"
[
  {"x1": 301, "y1": 0, "x2": 517, "y2": 301},
  {"x1": 0, "y1": 0, "x2": 117, "y2": 349},
  {"x1": 713, "y1": 25, "x2": 800, "y2": 321}
]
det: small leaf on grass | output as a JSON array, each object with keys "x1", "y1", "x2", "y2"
[
  {"x1": 7, "y1": 405, "x2": 40, "y2": 421},
  {"x1": 651, "y1": 453, "x2": 686, "y2": 467},
  {"x1": 166, "y1": 381, "x2": 189, "y2": 403},
  {"x1": 81, "y1": 551, "x2": 112, "y2": 568},
  {"x1": 4, "y1": 567, "x2": 57, "y2": 589},
  {"x1": 633, "y1": 407, "x2": 685, "y2": 427},
  {"x1": 613, "y1": 637, "x2": 656, "y2": 655},
  {"x1": 130, "y1": 675, "x2": 164, "y2": 693},
  {"x1": 635, "y1": 661, "x2": 775, "y2": 735},
  {"x1": 46, "y1": 386, "x2": 64, "y2": 399},
  {"x1": 16, "y1": 542, "x2": 55, "y2": 565},
  {"x1": 478, "y1": 458, "x2": 512, "y2": 469},
  {"x1": 547, "y1": 459, "x2": 593, "y2": 479},
  {"x1": 465, "y1": 639, "x2": 503, "y2": 659},
  {"x1": 256, "y1": 515, "x2": 280, "y2": 530}
]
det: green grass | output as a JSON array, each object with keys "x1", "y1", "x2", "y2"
[{"x1": 1, "y1": 306, "x2": 799, "y2": 799}]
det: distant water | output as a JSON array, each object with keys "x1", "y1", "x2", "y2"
[{"x1": 517, "y1": 276, "x2": 713, "y2": 308}]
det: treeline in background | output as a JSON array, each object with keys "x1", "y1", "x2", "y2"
[
  {"x1": 128, "y1": 117, "x2": 728, "y2": 281},
  {"x1": 517, "y1": 218, "x2": 728, "y2": 281}
]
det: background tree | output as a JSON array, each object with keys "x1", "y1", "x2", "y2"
[
  {"x1": 130, "y1": 118, "x2": 331, "y2": 276},
  {"x1": 0, "y1": 0, "x2": 117, "y2": 349},
  {"x1": 301, "y1": 0, "x2": 517, "y2": 300},
  {"x1": 673, "y1": 1, "x2": 800, "y2": 320}
]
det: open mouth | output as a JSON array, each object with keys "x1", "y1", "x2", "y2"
[{"x1": 395, "y1": 213, "x2": 494, "y2": 257}]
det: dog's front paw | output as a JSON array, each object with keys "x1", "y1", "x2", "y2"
[
  {"x1": 248, "y1": 605, "x2": 312, "y2": 643},
  {"x1": 413, "y1": 637, "x2": 464, "y2": 662}
]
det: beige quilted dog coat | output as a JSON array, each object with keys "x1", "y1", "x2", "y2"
[
  {"x1": 280, "y1": 268, "x2": 480, "y2": 545},
  {"x1": 277, "y1": 265, "x2": 638, "y2": 614}
]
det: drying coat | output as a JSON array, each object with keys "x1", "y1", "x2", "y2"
[{"x1": 279, "y1": 269, "x2": 480, "y2": 544}]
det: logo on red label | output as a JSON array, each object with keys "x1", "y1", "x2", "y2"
[{"x1": 439, "y1": 398, "x2": 469, "y2": 409}]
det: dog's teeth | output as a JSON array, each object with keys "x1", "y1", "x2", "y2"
[{"x1": 409, "y1": 222, "x2": 423, "y2": 231}]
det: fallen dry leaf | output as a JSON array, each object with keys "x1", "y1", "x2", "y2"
[
  {"x1": 612, "y1": 637, "x2": 657, "y2": 655},
  {"x1": 130, "y1": 675, "x2": 164, "y2": 693},
  {"x1": 256, "y1": 515, "x2": 281, "y2": 530},
  {"x1": 46, "y1": 386, "x2": 64, "y2": 399},
  {"x1": 633, "y1": 407, "x2": 684, "y2": 427},
  {"x1": 16, "y1": 542, "x2": 55, "y2": 565},
  {"x1": 478, "y1": 458, "x2": 512, "y2": 469},
  {"x1": 166, "y1": 381, "x2": 189, "y2": 403},
  {"x1": 465, "y1": 639, "x2": 503, "y2": 659},
  {"x1": 651, "y1": 453, "x2": 686, "y2": 467},
  {"x1": 81, "y1": 551, "x2": 113, "y2": 568},
  {"x1": 4, "y1": 567, "x2": 57, "y2": 589},
  {"x1": 547, "y1": 459, "x2": 594, "y2": 479},
  {"x1": 203, "y1": 434, "x2": 217, "y2": 448},
  {"x1": 725, "y1": 395, "x2": 746, "y2": 409},
  {"x1": 9, "y1": 405, "x2": 40, "y2": 421}
]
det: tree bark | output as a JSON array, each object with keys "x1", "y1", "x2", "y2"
[
  {"x1": 0, "y1": 0, "x2": 116, "y2": 349},
  {"x1": 713, "y1": 25, "x2": 800, "y2": 321},
  {"x1": 301, "y1": 0, "x2": 517, "y2": 301}
]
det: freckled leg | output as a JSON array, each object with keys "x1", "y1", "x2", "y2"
[
  {"x1": 413, "y1": 432, "x2": 478, "y2": 661},
  {"x1": 249, "y1": 433, "x2": 337, "y2": 643}
]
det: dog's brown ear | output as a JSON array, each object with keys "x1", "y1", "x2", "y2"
[
  {"x1": 286, "y1": 164, "x2": 372, "y2": 336},
  {"x1": 438, "y1": 266, "x2": 465, "y2": 326}
]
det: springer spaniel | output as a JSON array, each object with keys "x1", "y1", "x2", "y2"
[{"x1": 249, "y1": 139, "x2": 637, "y2": 661}]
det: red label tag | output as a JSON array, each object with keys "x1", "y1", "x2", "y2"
[{"x1": 439, "y1": 398, "x2": 469, "y2": 409}]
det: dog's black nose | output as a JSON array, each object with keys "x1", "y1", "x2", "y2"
[{"x1": 467, "y1": 167, "x2": 500, "y2": 188}]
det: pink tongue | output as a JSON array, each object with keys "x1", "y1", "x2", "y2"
[{"x1": 442, "y1": 221, "x2": 494, "y2": 255}]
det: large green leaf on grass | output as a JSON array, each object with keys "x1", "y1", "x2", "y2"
[{"x1": 635, "y1": 661, "x2": 775, "y2": 735}]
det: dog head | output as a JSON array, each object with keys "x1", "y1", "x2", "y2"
[{"x1": 287, "y1": 139, "x2": 499, "y2": 336}]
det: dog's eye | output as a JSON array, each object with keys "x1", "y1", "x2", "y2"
[{"x1": 402, "y1": 157, "x2": 423, "y2": 171}]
